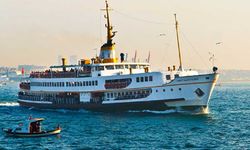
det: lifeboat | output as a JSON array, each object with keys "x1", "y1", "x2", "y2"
[{"x1": 2, "y1": 117, "x2": 61, "y2": 137}]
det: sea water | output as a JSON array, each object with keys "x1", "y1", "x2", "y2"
[{"x1": 0, "y1": 82, "x2": 249, "y2": 149}]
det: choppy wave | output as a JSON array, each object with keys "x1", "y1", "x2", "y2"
[{"x1": 0, "y1": 102, "x2": 19, "y2": 106}]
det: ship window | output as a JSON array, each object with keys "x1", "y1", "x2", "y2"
[
  {"x1": 130, "y1": 65, "x2": 137, "y2": 69},
  {"x1": 171, "y1": 88, "x2": 173, "y2": 91},
  {"x1": 136, "y1": 77, "x2": 139, "y2": 82},
  {"x1": 95, "y1": 80, "x2": 98, "y2": 86},
  {"x1": 156, "y1": 90, "x2": 158, "y2": 92},
  {"x1": 140, "y1": 77, "x2": 144, "y2": 82},
  {"x1": 66, "y1": 82, "x2": 69, "y2": 87},
  {"x1": 106, "y1": 65, "x2": 114, "y2": 70},
  {"x1": 86, "y1": 81, "x2": 88, "y2": 86},
  {"x1": 163, "y1": 89, "x2": 165, "y2": 92},
  {"x1": 115, "y1": 65, "x2": 124, "y2": 69},
  {"x1": 125, "y1": 65, "x2": 129, "y2": 69},
  {"x1": 179, "y1": 88, "x2": 182, "y2": 91},
  {"x1": 149, "y1": 76, "x2": 153, "y2": 81},
  {"x1": 110, "y1": 93, "x2": 113, "y2": 98},
  {"x1": 145, "y1": 76, "x2": 148, "y2": 82},
  {"x1": 92, "y1": 81, "x2": 95, "y2": 86},
  {"x1": 79, "y1": 82, "x2": 82, "y2": 86},
  {"x1": 175, "y1": 74, "x2": 179, "y2": 78},
  {"x1": 83, "y1": 81, "x2": 85, "y2": 86},
  {"x1": 107, "y1": 93, "x2": 110, "y2": 98},
  {"x1": 89, "y1": 81, "x2": 91, "y2": 86},
  {"x1": 166, "y1": 75, "x2": 171, "y2": 80},
  {"x1": 96, "y1": 66, "x2": 104, "y2": 71}
]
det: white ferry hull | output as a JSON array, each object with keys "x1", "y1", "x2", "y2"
[{"x1": 18, "y1": 73, "x2": 218, "y2": 112}]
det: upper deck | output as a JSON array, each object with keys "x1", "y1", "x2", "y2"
[{"x1": 29, "y1": 62, "x2": 151, "y2": 79}]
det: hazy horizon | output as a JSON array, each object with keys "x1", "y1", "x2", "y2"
[{"x1": 1, "y1": 0, "x2": 250, "y2": 70}]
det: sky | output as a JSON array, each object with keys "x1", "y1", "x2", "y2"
[{"x1": 0, "y1": 0, "x2": 250, "y2": 70}]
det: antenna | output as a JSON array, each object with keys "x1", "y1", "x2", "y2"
[
  {"x1": 174, "y1": 14, "x2": 183, "y2": 71},
  {"x1": 101, "y1": 0, "x2": 116, "y2": 44}
]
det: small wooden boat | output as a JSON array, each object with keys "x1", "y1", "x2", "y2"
[{"x1": 3, "y1": 117, "x2": 61, "y2": 137}]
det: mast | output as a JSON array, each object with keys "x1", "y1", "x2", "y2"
[
  {"x1": 99, "y1": 0, "x2": 118, "y2": 63},
  {"x1": 104, "y1": 0, "x2": 115, "y2": 44},
  {"x1": 174, "y1": 14, "x2": 183, "y2": 71}
]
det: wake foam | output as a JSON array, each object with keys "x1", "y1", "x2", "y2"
[
  {"x1": 0, "y1": 102, "x2": 19, "y2": 107},
  {"x1": 128, "y1": 109, "x2": 177, "y2": 114},
  {"x1": 128, "y1": 108, "x2": 210, "y2": 115}
]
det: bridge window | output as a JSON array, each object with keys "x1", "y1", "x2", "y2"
[
  {"x1": 115, "y1": 65, "x2": 124, "y2": 69},
  {"x1": 106, "y1": 65, "x2": 114, "y2": 70},
  {"x1": 149, "y1": 76, "x2": 153, "y2": 81},
  {"x1": 130, "y1": 65, "x2": 137, "y2": 69},
  {"x1": 96, "y1": 66, "x2": 104, "y2": 71}
]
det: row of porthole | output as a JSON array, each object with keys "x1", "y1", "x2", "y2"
[{"x1": 155, "y1": 88, "x2": 182, "y2": 93}]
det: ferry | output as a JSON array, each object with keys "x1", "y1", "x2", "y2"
[{"x1": 18, "y1": 1, "x2": 219, "y2": 112}]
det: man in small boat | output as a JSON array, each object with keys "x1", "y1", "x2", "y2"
[{"x1": 29, "y1": 120, "x2": 41, "y2": 133}]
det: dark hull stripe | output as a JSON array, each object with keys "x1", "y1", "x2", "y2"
[{"x1": 17, "y1": 98, "x2": 205, "y2": 112}]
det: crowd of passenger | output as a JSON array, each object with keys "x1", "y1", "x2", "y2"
[{"x1": 29, "y1": 68, "x2": 91, "y2": 78}]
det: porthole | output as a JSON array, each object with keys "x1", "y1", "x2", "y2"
[{"x1": 171, "y1": 88, "x2": 173, "y2": 91}]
